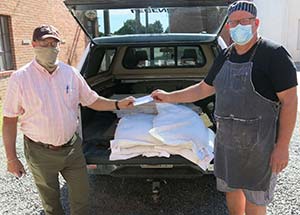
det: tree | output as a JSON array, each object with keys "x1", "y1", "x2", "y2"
[
  {"x1": 114, "y1": 19, "x2": 164, "y2": 35},
  {"x1": 98, "y1": 31, "x2": 104, "y2": 37},
  {"x1": 114, "y1": 19, "x2": 145, "y2": 35},
  {"x1": 147, "y1": 21, "x2": 163, "y2": 33}
]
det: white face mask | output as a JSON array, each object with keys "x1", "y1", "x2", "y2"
[{"x1": 34, "y1": 47, "x2": 59, "y2": 72}]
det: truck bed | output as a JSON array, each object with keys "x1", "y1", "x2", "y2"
[{"x1": 80, "y1": 84, "x2": 215, "y2": 177}]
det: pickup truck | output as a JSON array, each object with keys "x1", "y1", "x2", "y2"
[{"x1": 64, "y1": 0, "x2": 229, "y2": 178}]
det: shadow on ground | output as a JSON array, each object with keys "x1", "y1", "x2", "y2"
[{"x1": 60, "y1": 175, "x2": 228, "y2": 215}]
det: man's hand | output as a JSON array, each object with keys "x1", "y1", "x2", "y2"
[
  {"x1": 7, "y1": 158, "x2": 26, "y2": 178},
  {"x1": 118, "y1": 96, "x2": 135, "y2": 109},
  {"x1": 151, "y1": 89, "x2": 171, "y2": 103},
  {"x1": 270, "y1": 143, "x2": 289, "y2": 174}
]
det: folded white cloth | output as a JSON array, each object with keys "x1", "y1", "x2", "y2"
[
  {"x1": 110, "y1": 114, "x2": 169, "y2": 160},
  {"x1": 109, "y1": 103, "x2": 215, "y2": 170},
  {"x1": 113, "y1": 113, "x2": 161, "y2": 145},
  {"x1": 150, "y1": 103, "x2": 214, "y2": 170}
]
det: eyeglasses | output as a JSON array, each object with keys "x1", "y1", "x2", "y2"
[
  {"x1": 227, "y1": 17, "x2": 256, "y2": 27},
  {"x1": 37, "y1": 40, "x2": 60, "y2": 48}
]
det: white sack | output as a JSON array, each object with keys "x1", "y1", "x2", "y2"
[
  {"x1": 110, "y1": 103, "x2": 215, "y2": 170},
  {"x1": 114, "y1": 113, "x2": 162, "y2": 145},
  {"x1": 110, "y1": 113, "x2": 168, "y2": 160},
  {"x1": 149, "y1": 103, "x2": 214, "y2": 169}
]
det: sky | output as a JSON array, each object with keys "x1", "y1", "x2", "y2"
[{"x1": 97, "y1": 9, "x2": 169, "y2": 33}]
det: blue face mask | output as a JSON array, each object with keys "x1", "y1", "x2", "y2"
[{"x1": 229, "y1": 24, "x2": 253, "y2": 45}]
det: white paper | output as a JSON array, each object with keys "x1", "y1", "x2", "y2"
[{"x1": 133, "y1": 95, "x2": 154, "y2": 106}]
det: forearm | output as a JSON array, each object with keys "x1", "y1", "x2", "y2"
[
  {"x1": 88, "y1": 96, "x2": 117, "y2": 111},
  {"x1": 2, "y1": 117, "x2": 18, "y2": 160},
  {"x1": 276, "y1": 91, "x2": 298, "y2": 147},
  {"x1": 167, "y1": 80, "x2": 215, "y2": 103}
]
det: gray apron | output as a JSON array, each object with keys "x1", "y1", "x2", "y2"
[{"x1": 213, "y1": 39, "x2": 280, "y2": 191}]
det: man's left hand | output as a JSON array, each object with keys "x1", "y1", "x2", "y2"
[{"x1": 270, "y1": 143, "x2": 289, "y2": 174}]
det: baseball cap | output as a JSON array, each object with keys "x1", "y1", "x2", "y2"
[
  {"x1": 228, "y1": 1, "x2": 257, "y2": 17},
  {"x1": 32, "y1": 25, "x2": 61, "y2": 41}
]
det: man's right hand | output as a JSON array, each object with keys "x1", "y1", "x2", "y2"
[
  {"x1": 118, "y1": 96, "x2": 135, "y2": 109},
  {"x1": 151, "y1": 89, "x2": 171, "y2": 103},
  {"x1": 7, "y1": 158, "x2": 26, "y2": 178}
]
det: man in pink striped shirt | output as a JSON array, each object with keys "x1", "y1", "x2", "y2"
[{"x1": 2, "y1": 25, "x2": 134, "y2": 215}]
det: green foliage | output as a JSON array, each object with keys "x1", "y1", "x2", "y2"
[
  {"x1": 98, "y1": 32, "x2": 105, "y2": 37},
  {"x1": 114, "y1": 20, "x2": 144, "y2": 34},
  {"x1": 114, "y1": 19, "x2": 164, "y2": 35},
  {"x1": 147, "y1": 21, "x2": 163, "y2": 33}
]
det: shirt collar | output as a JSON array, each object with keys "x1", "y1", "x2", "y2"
[{"x1": 32, "y1": 58, "x2": 60, "y2": 75}]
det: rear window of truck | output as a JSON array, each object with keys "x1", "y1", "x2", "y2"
[{"x1": 123, "y1": 46, "x2": 206, "y2": 69}]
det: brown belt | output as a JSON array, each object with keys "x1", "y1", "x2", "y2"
[{"x1": 24, "y1": 134, "x2": 77, "y2": 151}]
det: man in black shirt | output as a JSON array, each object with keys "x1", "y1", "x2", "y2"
[
  {"x1": 205, "y1": 38, "x2": 297, "y2": 102},
  {"x1": 151, "y1": 1, "x2": 298, "y2": 215}
]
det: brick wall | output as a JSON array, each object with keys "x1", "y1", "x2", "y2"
[
  {"x1": 0, "y1": 73, "x2": 10, "y2": 104},
  {"x1": 0, "y1": 0, "x2": 89, "y2": 105},
  {"x1": 1, "y1": 0, "x2": 88, "y2": 69}
]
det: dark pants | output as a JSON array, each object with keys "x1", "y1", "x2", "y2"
[{"x1": 24, "y1": 136, "x2": 89, "y2": 215}]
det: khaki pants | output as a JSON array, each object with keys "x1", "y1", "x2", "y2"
[{"x1": 24, "y1": 136, "x2": 89, "y2": 215}]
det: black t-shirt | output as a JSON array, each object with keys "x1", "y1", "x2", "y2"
[{"x1": 204, "y1": 38, "x2": 298, "y2": 101}]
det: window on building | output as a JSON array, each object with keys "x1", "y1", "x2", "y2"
[{"x1": 0, "y1": 16, "x2": 13, "y2": 71}]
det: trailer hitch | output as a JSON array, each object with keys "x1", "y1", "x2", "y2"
[{"x1": 147, "y1": 179, "x2": 167, "y2": 203}]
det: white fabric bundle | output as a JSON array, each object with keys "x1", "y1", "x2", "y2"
[
  {"x1": 150, "y1": 103, "x2": 214, "y2": 170},
  {"x1": 110, "y1": 114, "x2": 169, "y2": 160},
  {"x1": 110, "y1": 103, "x2": 215, "y2": 170}
]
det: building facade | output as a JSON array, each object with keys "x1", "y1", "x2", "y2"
[
  {"x1": 0, "y1": 0, "x2": 88, "y2": 101},
  {"x1": 254, "y1": 0, "x2": 300, "y2": 63}
]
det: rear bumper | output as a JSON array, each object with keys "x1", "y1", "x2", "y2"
[
  {"x1": 84, "y1": 145, "x2": 214, "y2": 177},
  {"x1": 86, "y1": 163, "x2": 214, "y2": 177}
]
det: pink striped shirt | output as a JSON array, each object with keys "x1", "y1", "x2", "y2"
[{"x1": 3, "y1": 59, "x2": 98, "y2": 146}]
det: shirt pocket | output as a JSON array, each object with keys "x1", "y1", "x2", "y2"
[
  {"x1": 215, "y1": 114, "x2": 261, "y2": 151},
  {"x1": 63, "y1": 84, "x2": 79, "y2": 109}
]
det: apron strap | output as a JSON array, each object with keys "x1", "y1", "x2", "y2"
[
  {"x1": 226, "y1": 37, "x2": 262, "y2": 61},
  {"x1": 226, "y1": 44, "x2": 235, "y2": 60},
  {"x1": 249, "y1": 37, "x2": 262, "y2": 62}
]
